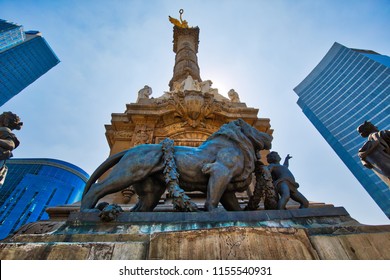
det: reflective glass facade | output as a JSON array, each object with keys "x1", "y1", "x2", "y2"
[
  {"x1": 0, "y1": 19, "x2": 59, "y2": 106},
  {"x1": 0, "y1": 20, "x2": 25, "y2": 52},
  {"x1": 294, "y1": 42, "x2": 390, "y2": 218},
  {"x1": 0, "y1": 158, "x2": 89, "y2": 240}
]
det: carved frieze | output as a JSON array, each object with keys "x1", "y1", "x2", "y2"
[
  {"x1": 13, "y1": 221, "x2": 63, "y2": 235},
  {"x1": 132, "y1": 125, "x2": 154, "y2": 146},
  {"x1": 163, "y1": 91, "x2": 222, "y2": 128},
  {"x1": 113, "y1": 131, "x2": 133, "y2": 139}
]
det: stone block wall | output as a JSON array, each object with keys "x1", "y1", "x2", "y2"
[{"x1": 1, "y1": 225, "x2": 389, "y2": 260}]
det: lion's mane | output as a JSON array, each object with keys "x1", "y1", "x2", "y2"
[{"x1": 203, "y1": 120, "x2": 257, "y2": 182}]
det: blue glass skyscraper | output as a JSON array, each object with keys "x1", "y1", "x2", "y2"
[
  {"x1": 0, "y1": 158, "x2": 89, "y2": 240},
  {"x1": 0, "y1": 19, "x2": 59, "y2": 106},
  {"x1": 294, "y1": 42, "x2": 390, "y2": 218}
]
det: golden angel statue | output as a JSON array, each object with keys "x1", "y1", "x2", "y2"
[{"x1": 169, "y1": 9, "x2": 189, "y2": 28}]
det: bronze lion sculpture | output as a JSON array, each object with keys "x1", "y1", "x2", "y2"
[{"x1": 81, "y1": 119, "x2": 272, "y2": 212}]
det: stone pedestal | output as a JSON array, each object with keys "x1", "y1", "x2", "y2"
[{"x1": 1, "y1": 206, "x2": 389, "y2": 260}]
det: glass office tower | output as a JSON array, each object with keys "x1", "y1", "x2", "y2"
[
  {"x1": 0, "y1": 19, "x2": 25, "y2": 52},
  {"x1": 294, "y1": 42, "x2": 390, "y2": 218},
  {"x1": 0, "y1": 158, "x2": 89, "y2": 240},
  {"x1": 0, "y1": 19, "x2": 59, "y2": 106}
]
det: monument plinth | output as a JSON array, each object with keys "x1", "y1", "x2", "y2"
[{"x1": 2, "y1": 206, "x2": 390, "y2": 260}]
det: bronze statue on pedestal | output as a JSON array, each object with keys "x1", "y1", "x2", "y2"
[
  {"x1": 357, "y1": 121, "x2": 390, "y2": 184},
  {"x1": 0, "y1": 112, "x2": 23, "y2": 185}
]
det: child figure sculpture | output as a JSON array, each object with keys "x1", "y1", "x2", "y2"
[{"x1": 266, "y1": 151, "x2": 309, "y2": 210}]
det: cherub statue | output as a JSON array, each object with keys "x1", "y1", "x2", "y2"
[
  {"x1": 136, "y1": 85, "x2": 152, "y2": 102},
  {"x1": 357, "y1": 121, "x2": 390, "y2": 181},
  {"x1": 169, "y1": 9, "x2": 189, "y2": 28},
  {"x1": 228, "y1": 89, "x2": 240, "y2": 102},
  {"x1": 266, "y1": 152, "x2": 309, "y2": 209}
]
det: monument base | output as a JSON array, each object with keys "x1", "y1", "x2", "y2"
[{"x1": 1, "y1": 206, "x2": 389, "y2": 260}]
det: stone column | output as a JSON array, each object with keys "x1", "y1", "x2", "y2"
[{"x1": 169, "y1": 26, "x2": 202, "y2": 90}]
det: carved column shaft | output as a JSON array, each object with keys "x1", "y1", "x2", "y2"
[{"x1": 169, "y1": 26, "x2": 201, "y2": 90}]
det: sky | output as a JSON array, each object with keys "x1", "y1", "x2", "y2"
[{"x1": 1, "y1": 0, "x2": 389, "y2": 225}]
